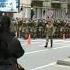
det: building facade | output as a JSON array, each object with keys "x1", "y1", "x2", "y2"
[
  {"x1": 31, "y1": 0, "x2": 70, "y2": 21},
  {"x1": 13, "y1": 0, "x2": 70, "y2": 21}
]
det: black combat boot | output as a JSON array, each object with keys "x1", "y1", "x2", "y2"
[
  {"x1": 51, "y1": 39, "x2": 53, "y2": 48},
  {"x1": 44, "y1": 45, "x2": 47, "y2": 48},
  {"x1": 44, "y1": 42, "x2": 48, "y2": 48}
]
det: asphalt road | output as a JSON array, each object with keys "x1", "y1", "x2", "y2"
[{"x1": 17, "y1": 38, "x2": 70, "y2": 70}]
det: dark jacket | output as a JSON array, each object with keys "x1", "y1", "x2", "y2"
[{"x1": 0, "y1": 31, "x2": 24, "y2": 65}]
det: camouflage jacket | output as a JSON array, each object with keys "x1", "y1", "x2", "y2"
[{"x1": 45, "y1": 24, "x2": 55, "y2": 36}]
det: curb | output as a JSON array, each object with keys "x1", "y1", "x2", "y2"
[
  {"x1": 68, "y1": 56, "x2": 70, "y2": 58},
  {"x1": 57, "y1": 60, "x2": 70, "y2": 66}
]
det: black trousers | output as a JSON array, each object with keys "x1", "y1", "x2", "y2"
[{"x1": 0, "y1": 64, "x2": 18, "y2": 70}]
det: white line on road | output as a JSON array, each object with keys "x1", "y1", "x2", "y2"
[
  {"x1": 21, "y1": 40, "x2": 70, "y2": 46},
  {"x1": 30, "y1": 62, "x2": 56, "y2": 70},
  {"x1": 25, "y1": 46, "x2": 69, "y2": 55}
]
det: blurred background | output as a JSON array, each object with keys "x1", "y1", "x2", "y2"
[{"x1": 1, "y1": 0, "x2": 70, "y2": 39}]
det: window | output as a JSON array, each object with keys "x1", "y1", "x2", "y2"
[
  {"x1": 51, "y1": 3, "x2": 61, "y2": 8},
  {"x1": 45, "y1": 0, "x2": 50, "y2": 2},
  {"x1": 60, "y1": 0, "x2": 66, "y2": 2},
  {"x1": 52, "y1": 0, "x2": 60, "y2": 1}
]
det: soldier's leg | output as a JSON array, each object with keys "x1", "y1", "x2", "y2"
[
  {"x1": 50, "y1": 36, "x2": 53, "y2": 48},
  {"x1": 44, "y1": 36, "x2": 49, "y2": 47}
]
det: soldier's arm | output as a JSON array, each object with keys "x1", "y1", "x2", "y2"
[
  {"x1": 52, "y1": 26, "x2": 56, "y2": 35},
  {"x1": 45, "y1": 24, "x2": 48, "y2": 33}
]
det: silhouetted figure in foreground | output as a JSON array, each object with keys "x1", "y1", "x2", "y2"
[{"x1": 0, "y1": 15, "x2": 25, "y2": 70}]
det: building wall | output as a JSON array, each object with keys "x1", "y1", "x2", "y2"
[
  {"x1": 13, "y1": 0, "x2": 31, "y2": 19},
  {"x1": 13, "y1": 0, "x2": 70, "y2": 21},
  {"x1": 31, "y1": 0, "x2": 70, "y2": 21}
]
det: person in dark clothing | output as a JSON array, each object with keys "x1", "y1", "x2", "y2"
[{"x1": 0, "y1": 15, "x2": 25, "y2": 70}]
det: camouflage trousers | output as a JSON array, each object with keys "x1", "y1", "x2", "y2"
[{"x1": 46, "y1": 36, "x2": 53, "y2": 47}]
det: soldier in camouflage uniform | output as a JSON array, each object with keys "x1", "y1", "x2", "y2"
[{"x1": 44, "y1": 20, "x2": 55, "y2": 48}]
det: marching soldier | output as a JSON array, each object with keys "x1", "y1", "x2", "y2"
[{"x1": 44, "y1": 19, "x2": 55, "y2": 48}]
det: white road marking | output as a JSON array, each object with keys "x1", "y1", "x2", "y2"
[
  {"x1": 30, "y1": 62, "x2": 56, "y2": 70},
  {"x1": 21, "y1": 41, "x2": 63, "y2": 46},
  {"x1": 20, "y1": 39, "x2": 70, "y2": 46},
  {"x1": 18, "y1": 39, "x2": 70, "y2": 70},
  {"x1": 25, "y1": 46, "x2": 69, "y2": 55}
]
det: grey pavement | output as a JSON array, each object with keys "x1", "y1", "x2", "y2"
[
  {"x1": 17, "y1": 38, "x2": 70, "y2": 70},
  {"x1": 34, "y1": 64, "x2": 70, "y2": 70}
]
